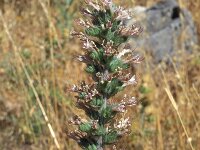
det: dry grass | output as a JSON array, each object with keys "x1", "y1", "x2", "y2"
[{"x1": 0, "y1": 0, "x2": 200, "y2": 150}]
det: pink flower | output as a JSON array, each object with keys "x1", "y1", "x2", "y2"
[
  {"x1": 112, "y1": 103, "x2": 126, "y2": 113},
  {"x1": 117, "y1": 49, "x2": 132, "y2": 59},
  {"x1": 127, "y1": 97, "x2": 137, "y2": 106},
  {"x1": 101, "y1": 0, "x2": 112, "y2": 6},
  {"x1": 114, "y1": 117, "x2": 131, "y2": 129},
  {"x1": 115, "y1": 6, "x2": 131, "y2": 20},
  {"x1": 83, "y1": 39, "x2": 97, "y2": 51},
  {"x1": 106, "y1": 21, "x2": 113, "y2": 29},
  {"x1": 75, "y1": 18, "x2": 91, "y2": 28},
  {"x1": 122, "y1": 75, "x2": 137, "y2": 87},
  {"x1": 85, "y1": 0, "x2": 100, "y2": 11},
  {"x1": 80, "y1": 7, "x2": 93, "y2": 17},
  {"x1": 119, "y1": 25, "x2": 143, "y2": 36}
]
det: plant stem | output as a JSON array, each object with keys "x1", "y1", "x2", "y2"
[
  {"x1": 97, "y1": 96, "x2": 107, "y2": 150},
  {"x1": 97, "y1": 136, "x2": 103, "y2": 150}
]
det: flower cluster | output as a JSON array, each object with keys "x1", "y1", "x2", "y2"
[{"x1": 68, "y1": 0, "x2": 142, "y2": 149}]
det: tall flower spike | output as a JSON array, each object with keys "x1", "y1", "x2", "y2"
[{"x1": 68, "y1": 1, "x2": 143, "y2": 149}]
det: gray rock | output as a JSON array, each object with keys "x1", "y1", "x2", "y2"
[{"x1": 129, "y1": 0, "x2": 198, "y2": 62}]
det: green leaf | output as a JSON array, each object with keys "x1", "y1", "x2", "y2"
[
  {"x1": 111, "y1": 20, "x2": 121, "y2": 32},
  {"x1": 105, "y1": 29, "x2": 115, "y2": 42},
  {"x1": 101, "y1": 106, "x2": 113, "y2": 119},
  {"x1": 79, "y1": 92, "x2": 86, "y2": 99},
  {"x1": 79, "y1": 123, "x2": 92, "y2": 132},
  {"x1": 103, "y1": 131, "x2": 118, "y2": 144},
  {"x1": 89, "y1": 48, "x2": 104, "y2": 62},
  {"x1": 90, "y1": 97, "x2": 103, "y2": 107},
  {"x1": 85, "y1": 27, "x2": 101, "y2": 36},
  {"x1": 101, "y1": 78, "x2": 124, "y2": 96},
  {"x1": 113, "y1": 35, "x2": 128, "y2": 46},
  {"x1": 94, "y1": 126, "x2": 106, "y2": 136},
  {"x1": 104, "y1": 29, "x2": 128, "y2": 46},
  {"x1": 86, "y1": 144, "x2": 97, "y2": 150},
  {"x1": 107, "y1": 57, "x2": 129, "y2": 72},
  {"x1": 94, "y1": 10, "x2": 111, "y2": 25},
  {"x1": 85, "y1": 65, "x2": 96, "y2": 74},
  {"x1": 90, "y1": 51, "x2": 100, "y2": 61},
  {"x1": 104, "y1": 9, "x2": 112, "y2": 22}
]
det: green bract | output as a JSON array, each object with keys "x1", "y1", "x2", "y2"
[
  {"x1": 107, "y1": 57, "x2": 129, "y2": 72},
  {"x1": 86, "y1": 27, "x2": 102, "y2": 37},
  {"x1": 79, "y1": 123, "x2": 92, "y2": 132}
]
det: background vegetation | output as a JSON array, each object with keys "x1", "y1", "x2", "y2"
[{"x1": 0, "y1": 0, "x2": 199, "y2": 149}]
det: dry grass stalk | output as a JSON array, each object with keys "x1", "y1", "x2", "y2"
[
  {"x1": 38, "y1": 0, "x2": 62, "y2": 50},
  {"x1": 165, "y1": 87, "x2": 194, "y2": 150},
  {"x1": 162, "y1": 66, "x2": 195, "y2": 150}
]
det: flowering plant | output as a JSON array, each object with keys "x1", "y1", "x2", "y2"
[{"x1": 68, "y1": 0, "x2": 142, "y2": 149}]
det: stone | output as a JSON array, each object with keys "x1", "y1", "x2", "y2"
[{"x1": 128, "y1": 0, "x2": 198, "y2": 62}]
